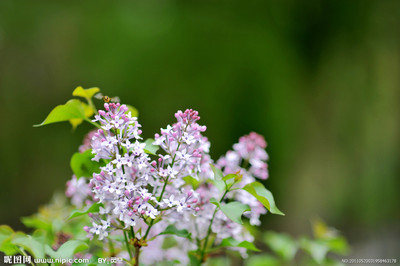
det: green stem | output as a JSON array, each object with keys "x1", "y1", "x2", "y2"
[
  {"x1": 200, "y1": 189, "x2": 229, "y2": 263},
  {"x1": 143, "y1": 177, "x2": 169, "y2": 240},
  {"x1": 124, "y1": 230, "x2": 133, "y2": 260}
]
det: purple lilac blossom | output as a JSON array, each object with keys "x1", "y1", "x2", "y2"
[{"x1": 65, "y1": 103, "x2": 272, "y2": 262}]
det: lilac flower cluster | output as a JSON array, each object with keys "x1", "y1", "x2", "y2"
[
  {"x1": 216, "y1": 132, "x2": 270, "y2": 226},
  {"x1": 218, "y1": 132, "x2": 269, "y2": 180},
  {"x1": 65, "y1": 102, "x2": 273, "y2": 264},
  {"x1": 140, "y1": 133, "x2": 271, "y2": 263}
]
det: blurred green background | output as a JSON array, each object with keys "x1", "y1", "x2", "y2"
[{"x1": 0, "y1": 0, "x2": 399, "y2": 259}]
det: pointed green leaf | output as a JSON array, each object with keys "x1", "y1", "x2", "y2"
[
  {"x1": 0, "y1": 226, "x2": 18, "y2": 256},
  {"x1": 0, "y1": 225, "x2": 14, "y2": 243},
  {"x1": 69, "y1": 202, "x2": 102, "y2": 219},
  {"x1": 220, "y1": 237, "x2": 260, "y2": 251},
  {"x1": 72, "y1": 86, "x2": 100, "y2": 100},
  {"x1": 34, "y1": 99, "x2": 86, "y2": 127},
  {"x1": 21, "y1": 216, "x2": 51, "y2": 231},
  {"x1": 243, "y1": 182, "x2": 284, "y2": 215},
  {"x1": 212, "y1": 200, "x2": 250, "y2": 224},
  {"x1": 69, "y1": 101, "x2": 96, "y2": 130},
  {"x1": 264, "y1": 231, "x2": 298, "y2": 260},
  {"x1": 70, "y1": 149, "x2": 102, "y2": 179},
  {"x1": 222, "y1": 174, "x2": 237, "y2": 181},
  {"x1": 210, "y1": 164, "x2": 223, "y2": 180},
  {"x1": 126, "y1": 105, "x2": 139, "y2": 117},
  {"x1": 210, "y1": 165, "x2": 225, "y2": 192},
  {"x1": 12, "y1": 234, "x2": 45, "y2": 258},
  {"x1": 143, "y1": 138, "x2": 159, "y2": 155},
  {"x1": 159, "y1": 225, "x2": 191, "y2": 239},
  {"x1": 162, "y1": 236, "x2": 178, "y2": 249},
  {"x1": 183, "y1": 176, "x2": 200, "y2": 190},
  {"x1": 300, "y1": 237, "x2": 329, "y2": 264},
  {"x1": 209, "y1": 197, "x2": 220, "y2": 208}
]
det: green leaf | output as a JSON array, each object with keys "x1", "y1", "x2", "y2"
[
  {"x1": 300, "y1": 237, "x2": 329, "y2": 264},
  {"x1": 162, "y1": 236, "x2": 178, "y2": 249},
  {"x1": 220, "y1": 237, "x2": 260, "y2": 251},
  {"x1": 34, "y1": 99, "x2": 86, "y2": 127},
  {"x1": 209, "y1": 197, "x2": 220, "y2": 207},
  {"x1": 182, "y1": 176, "x2": 200, "y2": 190},
  {"x1": 0, "y1": 225, "x2": 14, "y2": 243},
  {"x1": 242, "y1": 182, "x2": 284, "y2": 215},
  {"x1": 210, "y1": 165, "x2": 225, "y2": 192},
  {"x1": 69, "y1": 101, "x2": 96, "y2": 130},
  {"x1": 21, "y1": 216, "x2": 51, "y2": 231},
  {"x1": 72, "y1": 86, "x2": 100, "y2": 100},
  {"x1": 12, "y1": 234, "x2": 45, "y2": 258},
  {"x1": 69, "y1": 202, "x2": 102, "y2": 219},
  {"x1": 325, "y1": 236, "x2": 349, "y2": 255},
  {"x1": 45, "y1": 240, "x2": 88, "y2": 259},
  {"x1": 246, "y1": 255, "x2": 281, "y2": 266},
  {"x1": 0, "y1": 226, "x2": 18, "y2": 256},
  {"x1": 211, "y1": 199, "x2": 250, "y2": 224},
  {"x1": 264, "y1": 231, "x2": 298, "y2": 260},
  {"x1": 126, "y1": 105, "x2": 139, "y2": 117},
  {"x1": 159, "y1": 225, "x2": 191, "y2": 239},
  {"x1": 70, "y1": 149, "x2": 102, "y2": 179},
  {"x1": 222, "y1": 174, "x2": 237, "y2": 181},
  {"x1": 210, "y1": 164, "x2": 223, "y2": 180},
  {"x1": 188, "y1": 250, "x2": 201, "y2": 266},
  {"x1": 144, "y1": 138, "x2": 159, "y2": 155}
]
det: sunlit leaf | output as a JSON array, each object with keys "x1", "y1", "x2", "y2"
[
  {"x1": 0, "y1": 226, "x2": 18, "y2": 256},
  {"x1": 69, "y1": 102, "x2": 96, "y2": 130},
  {"x1": 0, "y1": 225, "x2": 14, "y2": 243},
  {"x1": 222, "y1": 174, "x2": 237, "y2": 181},
  {"x1": 72, "y1": 86, "x2": 100, "y2": 100},
  {"x1": 34, "y1": 99, "x2": 86, "y2": 127},
  {"x1": 243, "y1": 182, "x2": 284, "y2": 215},
  {"x1": 126, "y1": 105, "x2": 139, "y2": 117}
]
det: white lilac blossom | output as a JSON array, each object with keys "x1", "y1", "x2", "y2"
[
  {"x1": 65, "y1": 175, "x2": 92, "y2": 208},
  {"x1": 217, "y1": 132, "x2": 270, "y2": 226},
  {"x1": 85, "y1": 103, "x2": 155, "y2": 238},
  {"x1": 65, "y1": 100, "x2": 274, "y2": 264},
  {"x1": 84, "y1": 105, "x2": 205, "y2": 240}
]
